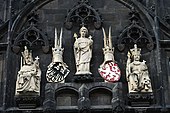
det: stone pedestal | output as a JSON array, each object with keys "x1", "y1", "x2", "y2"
[
  {"x1": 15, "y1": 95, "x2": 40, "y2": 109},
  {"x1": 127, "y1": 93, "x2": 154, "y2": 107},
  {"x1": 74, "y1": 74, "x2": 94, "y2": 83}
]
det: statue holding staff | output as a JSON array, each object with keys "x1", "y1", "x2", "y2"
[
  {"x1": 16, "y1": 46, "x2": 41, "y2": 94},
  {"x1": 73, "y1": 26, "x2": 93, "y2": 75},
  {"x1": 126, "y1": 44, "x2": 152, "y2": 93}
]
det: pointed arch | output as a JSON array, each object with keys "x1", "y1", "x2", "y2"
[{"x1": 0, "y1": 0, "x2": 156, "y2": 40}]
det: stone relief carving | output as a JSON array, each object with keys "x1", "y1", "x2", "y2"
[
  {"x1": 46, "y1": 28, "x2": 69, "y2": 83},
  {"x1": 74, "y1": 26, "x2": 93, "y2": 75},
  {"x1": 64, "y1": 0, "x2": 102, "y2": 29},
  {"x1": 117, "y1": 9, "x2": 154, "y2": 52},
  {"x1": 12, "y1": 12, "x2": 50, "y2": 53},
  {"x1": 16, "y1": 46, "x2": 41, "y2": 95},
  {"x1": 98, "y1": 27, "x2": 121, "y2": 82},
  {"x1": 126, "y1": 44, "x2": 152, "y2": 93}
]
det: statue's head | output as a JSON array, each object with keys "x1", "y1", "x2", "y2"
[
  {"x1": 80, "y1": 26, "x2": 88, "y2": 37},
  {"x1": 24, "y1": 46, "x2": 29, "y2": 55},
  {"x1": 130, "y1": 44, "x2": 141, "y2": 61},
  {"x1": 24, "y1": 46, "x2": 27, "y2": 50}
]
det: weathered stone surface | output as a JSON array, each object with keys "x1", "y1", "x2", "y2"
[{"x1": 0, "y1": 0, "x2": 170, "y2": 113}]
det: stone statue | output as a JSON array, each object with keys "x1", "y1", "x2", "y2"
[
  {"x1": 16, "y1": 46, "x2": 41, "y2": 94},
  {"x1": 126, "y1": 44, "x2": 152, "y2": 93},
  {"x1": 46, "y1": 28, "x2": 69, "y2": 83},
  {"x1": 98, "y1": 27, "x2": 121, "y2": 82},
  {"x1": 74, "y1": 26, "x2": 93, "y2": 75}
]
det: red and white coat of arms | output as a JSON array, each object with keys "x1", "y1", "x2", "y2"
[{"x1": 98, "y1": 61, "x2": 121, "y2": 82}]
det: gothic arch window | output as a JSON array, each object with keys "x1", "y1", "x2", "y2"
[
  {"x1": 12, "y1": 12, "x2": 50, "y2": 53},
  {"x1": 64, "y1": 0, "x2": 102, "y2": 29},
  {"x1": 117, "y1": 8, "x2": 155, "y2": 52}
]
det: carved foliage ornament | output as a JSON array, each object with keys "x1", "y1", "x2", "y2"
[
  {"x1": 64, "y1": 0, "x2": 102, "y2": 29},
  {"x1": 117, "y1": 9, "x2": 155, "y2": 51},
  {"x1": 12, "y1": 12, "x2": 50, "y2": 53}
]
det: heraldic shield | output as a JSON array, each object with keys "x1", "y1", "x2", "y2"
[
  {"x1": 98, "y1": 27, "x2": 121, "y2": 82},
  {"x1": 98, "y1": 61, "x2": 121, "y2": 82}
]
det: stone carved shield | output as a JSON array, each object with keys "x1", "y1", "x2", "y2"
[
  {"x1": 98, "y1": 61, "x2": 121, "y2": 82},
  {"x1": 46, "y1": 62, "x2": 70, "y2": 82}
]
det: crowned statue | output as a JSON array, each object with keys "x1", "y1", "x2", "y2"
[
  {"x1": 16, "y1": 46, "x2": 41, "y2": 95},
  {"x1": 126, "y1": 44, "x2": 152, "y2": 93},
  {"x1": 74, "y1": 26, "x2": 93, "y2": 75}
]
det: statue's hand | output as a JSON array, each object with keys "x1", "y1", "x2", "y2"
[
  {"x1": 126, "y1": 75, "x2": 130, "y2": 82},
  {"x1": 89, "y1": 35, "x2": 92, "y2": 39},
  {"x1": 74, "y1": 33, "x2": 78, "y2": 40},
  {"x1": 142, "y1": 60, "x2": 146, "y2": 64},
  {"x1": 18, "y1": 71, "x2": 22, "y2": 75},
  {"x1": 127, "y1": 52, "x2": 131, "y2": 59}
]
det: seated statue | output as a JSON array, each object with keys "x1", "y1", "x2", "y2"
[
  {"x1": 16, "y1": 46, "x2": 41, "y2": 94},
  {"x1": 126, "y1": 44, "x2": 152, "y2": 93},
  {"x1": 74, "y1": 26, "x2": 93, "y2": 75}
]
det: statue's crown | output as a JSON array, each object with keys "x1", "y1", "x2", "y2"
[{"x1": 130, "y1": 44, "x2": 141, "y2": 56}]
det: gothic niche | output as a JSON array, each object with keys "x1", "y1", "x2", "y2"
[
  {"x1": 64, "y1": 0, "x2": 102, "y2": 29},
  {"x1": 117, "y1": 8, "x2": 155, "y2": 52},
  {"x1": 12, "y1": 11, "x2": 50, "y2": 53}
]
